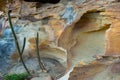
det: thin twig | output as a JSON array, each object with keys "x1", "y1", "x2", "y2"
[
  {"x1": 8, "y1": 10, "x2": 31, "y2": 75},
  {"x1": 21, "y1": 37, "x2": 26, "y2": 55},
  {"x1": 36, "y1": 32, "x2": 47, "y2": 72}
]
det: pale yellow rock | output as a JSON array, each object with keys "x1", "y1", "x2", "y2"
[{"x1": 58, "y1": 12, "x2": 109, "y2": 67}]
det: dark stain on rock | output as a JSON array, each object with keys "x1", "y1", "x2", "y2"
[{"x1": 111, "y1": 62, "x2": 120, "y2": 73}]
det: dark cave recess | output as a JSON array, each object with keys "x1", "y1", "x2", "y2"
[{"x1": 24, "y1": 0, "x2": 61, "y2": 4}]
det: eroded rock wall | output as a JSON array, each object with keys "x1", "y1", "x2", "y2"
[{"x1": 1, "y1": 0, "x2": 120, "y2": 79}]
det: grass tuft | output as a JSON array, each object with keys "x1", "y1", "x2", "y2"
[{"x1": 4, "y1": 73, "x2": 29, "y2": 80}]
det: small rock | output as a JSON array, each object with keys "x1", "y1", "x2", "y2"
[
  {"x1": 0, "y1": 72, "x2": 3, "y2": 80},
  {"x1": 31, "y1": 73, "x2": 53, "y2": 80}
]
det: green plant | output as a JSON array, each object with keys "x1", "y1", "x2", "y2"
[
  {"x1": 8, "y1": 9, "x2": 47, "y2": 76},
  {"x1": 36, "y1": 32, "x2": 47, "y2": 72},
  {"x1": 4, "y1": 73, "x2": 29, "y2": 80},
  {"x1": 8, "y1": 10, "x2": 30, "y2": 75}
]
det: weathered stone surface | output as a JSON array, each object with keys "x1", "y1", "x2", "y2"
[
  {"x1": 9, "y1": 58, "x2": 66, "y2": 79},
  {"x1": 57, "y1": 0, "x2": 120, "y2": 79},
  {"x1": 69, "y1": 59, "x2": 120, "y2": 80},
  {"x1": 31, "y1": 72, "x2": 52, "y2": 80},
  {"x1": 106, "y1": 21, "x2": 120, "y2": 55},
  {"x1": 58, "y1": 0, "x2": 120, "y2": 68},
  {"x1": 69, "y1": 61, "x2": 106, "y2": 80},
  {"x1": 1, "y1": 0, "x2": 120, "y2": 80},
  {"x1": 102, "y1": 3, "x2": 120, "y2": 55},
  {"x1": 8, "y1": 21, "x2": 67, "y2": 67}
]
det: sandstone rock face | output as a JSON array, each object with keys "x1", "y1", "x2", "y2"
[
  {"x1": 0, "y1": 0, "x2": 120, "y2": 80},
  {"x1": 58, "y1": 0, "x2": 120, "y2": 67},
  {"x1": 69, "y1": 60, "x2": 120, "y2": 80},
  {"x1": 0, "y1": 1, "x2": 67, "y2": 78},
  {"x1": 103, "y1": 3, "x2": 120, "y2": 55},
  {"x1": 106, "y1": 21, "x2": 120, "y2": 55},
  {"x1": 58, "y1": 0, "x2": 120, "y2": 80}
]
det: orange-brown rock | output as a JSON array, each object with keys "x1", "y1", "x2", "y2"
[
  {"x1": 69, "y1": 60, "x2": 120, "y2": 80},
  {"x1": 48, "y1": 18, "x2": 65, "y2": 42},
  {"x1": 101, "y1": 3, "x2": 120, "y2": 55},
  {"x1": 69, "y1": 61, "x2": 106, "y2": 80},
  {"x1": 106, "y1": 21, "x2": 120, "y2": 55},
  {"x1": 10, "y1": 52, "x2": 19, "y2": 61}
]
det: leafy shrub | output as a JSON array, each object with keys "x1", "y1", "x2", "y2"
[{"x1": 4, "y1": 73, "x2": 29, "y2": 80}]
